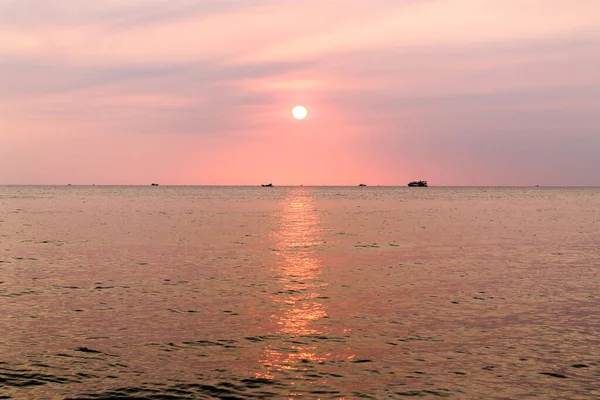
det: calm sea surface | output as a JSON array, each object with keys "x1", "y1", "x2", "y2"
[{"x1": 1, "y1": 186, "x2": 599, "y2": 399}]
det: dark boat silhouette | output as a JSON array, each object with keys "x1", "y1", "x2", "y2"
[
  {"x1": 261, "y1": 183, "x2": 273, "y2": 187},
  {"x1": 408, "y1": 180, "x2": 428, "y2": 187},
  {"x1": 359, "y1": 183, "x2": 366, "y2": 186},
  {"x1": 151, "y1": 183, "x2": 159, "y2": 186}
]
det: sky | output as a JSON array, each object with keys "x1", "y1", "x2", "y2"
[{"x1": 1, "y1": 0, "x2": 599, "y2": 186}]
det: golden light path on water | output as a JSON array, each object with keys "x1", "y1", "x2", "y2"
[
  {"x1": 2, "y1": 186, "x2": 600, "y2": 398},
  {"x1": 257, "y1": 190, "x2": 354, "y2": 384}
]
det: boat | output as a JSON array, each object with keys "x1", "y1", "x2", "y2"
[
  {"x1": 408, "y1": 180, "x2": 428, "y2": 187},
  {"x1": 261, "y1": 183, "x2": 273, "y2": 187},
  {"x1": 359, "y1": 184, "x2": 366, "y2": 187},
  {"x1": 151, "y1": 183, "x2": 159, "y2": 186}
]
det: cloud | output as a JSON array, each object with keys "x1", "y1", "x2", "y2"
[
  {"x1": 0, "y1": 0, "x2": 599, "y2": 184},
  {"x1": 243, "y1": 0, "x2": 600, "y2": 62},
  {"x1": 0, "y1": 0, "x2": 267, "y2": 28},
  {"x1": 0, "y1": 0, "x2": 418, "y2": 66},
  {"x1": 0, "y1": 54, "x2": 312, "y2": 139}
]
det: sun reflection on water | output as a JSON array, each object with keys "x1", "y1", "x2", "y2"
[
  {"x1": 270, "y1": 193, "x2": 328, "y2": 336},
  {"x1": 256, "y1": 190, "x2": 345, "y2": 380}
]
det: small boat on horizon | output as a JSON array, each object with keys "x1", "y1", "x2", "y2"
[
  {"x1": 408, "y1": 180, "x2": 428, "y2": 187},
  {"x1": 359, "y1": 183, "x2": 367, "y2": 187},
  {"x1": 151, "y1": 183, "x2": 159, "y2": 186},
  {"x1": 261, "y1": 183, "x2": 273, "y2": 187}
]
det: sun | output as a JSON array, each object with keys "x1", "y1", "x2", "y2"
[{"x1": 292, "y1": 105, "x2": 307, "y2": 120}]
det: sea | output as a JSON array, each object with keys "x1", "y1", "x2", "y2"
[{"x1": 1, "y1": 186, "x2": 598, "y2": 399}]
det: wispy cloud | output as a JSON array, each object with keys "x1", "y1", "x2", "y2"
[{"x1": 1, "y1": 0, "x2": 599, "y2": 184}]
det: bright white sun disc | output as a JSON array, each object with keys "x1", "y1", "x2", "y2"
[{"x1": 292, "y1": 105, "x2": 307, "y2": 120}]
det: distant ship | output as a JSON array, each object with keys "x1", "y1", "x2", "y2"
[
  {"x1": 408, "y1": 180, "x2": 428, "y2": 187},
  {"x1": 261, "y1": 183, "x2": 273, "y2": 187},
  {"x1": 359, "y1": 183, "x2": 367, "y2": 186},
  {"x1": 151, "y1": 183, "x2": 159, "y2": 186}
]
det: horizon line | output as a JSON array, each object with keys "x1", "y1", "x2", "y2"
[{"x1": 1, "y1": 184, "x2": 599, "y2": 188}]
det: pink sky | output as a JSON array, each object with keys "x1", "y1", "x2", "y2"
[{"x1": 1, "y1": 0, "x2": 599, "y2": 185}]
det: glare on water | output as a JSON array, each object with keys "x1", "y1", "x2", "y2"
[{"x1": 1, "y1": 186, "x2": 599, "y2": 399}]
